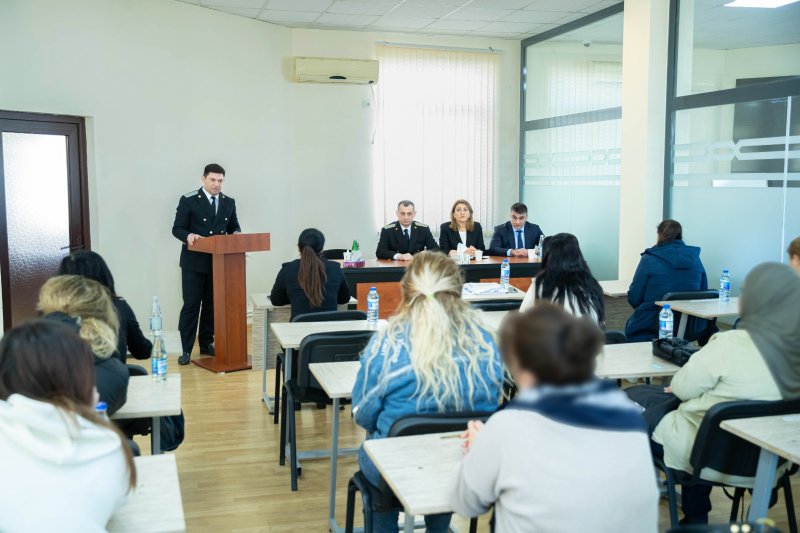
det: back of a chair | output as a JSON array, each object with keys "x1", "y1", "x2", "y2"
[
  {"x1": 661, "y1": 290, "x2": 719, "y2": 343},
  {"x1": 321, "y1": 248, "x2": 347, "y2": 260},
  {"x1": 388, "y1": 411, "x2": 495, "y2": 438},
  {"x1": 604, "y1": 330, "x2": 626, "y2": 344},
  {"x1": 688, "y1": 398, "x2": 800, "y2": 483},
  {"x1": 292, "y1": 310, "x2": 367, "y2": 323},
  {"x1": 294, "y1": 330, "x2": 375, "y2": 400},
  {"x1": 661, "y1": 290, "x2": 719, "y2": 302},
  {"x1": 667, "y1": 524, "x2": 782, "y2": 533},
  {"x1": 470, "y1": 300, "x2": 522, "y2": 312}
]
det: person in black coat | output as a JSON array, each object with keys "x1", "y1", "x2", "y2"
[
  {"x1": 376, "y1": 200, "x2": 439, "y2": 260},
  {"x1": 438, "y1": 199, "x2": 486, "y2": 256},
  {"x1": 172, "y1": 163, "x2": 241, "y2": 365},
  {"x1": 59, "y1": 250, "x2": 152, "y2": 363},
  {"x1": 270, "y1": 228, "x2": 351, "y2": 320},
  {"x1": 488, "y1": 202, "x2": 544, "y2": 257}
]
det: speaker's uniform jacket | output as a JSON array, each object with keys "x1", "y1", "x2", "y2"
[
  {"x1": 375, "y1": 221, "x2": 440, "y2": 259},
  {"x1": 172, "y1": 188, "x2": 241, "y2": 273}
]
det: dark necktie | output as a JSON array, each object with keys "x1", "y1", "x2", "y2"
[
  {"x1": 404, "y1": 228, "x2": 410, "y2": 244},
  {"x1": 515, "y1": 230, "x2": 523, "y2": 249},
  {"x1": 210, "y1": 196, "x2": 217, "y2": 217}
]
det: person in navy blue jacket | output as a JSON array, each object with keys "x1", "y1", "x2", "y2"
[
  {"x1": 270, "y1": 228, "x2": 351, "y2": 320},
  {"x1": 488, "y1": 203, "x2": 544, "y2": 257},
  {"x1": 625, "y1": 220, "x2": 708, "y2": 342}
]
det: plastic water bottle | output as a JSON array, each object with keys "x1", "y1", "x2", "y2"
[
  {"x1": 500, "y1": 259, "x2": 510, "y2": 291},
  {"x1": 537, "y1": 234, "x2": 545, "y2": 258},
  {"x1": 149, "y1": 296, "x2": 168, "y2": 382},
  {"x1": 659, "y1": 305, "x2": 674, "y2": 339},
  {"x1": 719, "y1": 269, "x2": 731, "y2": 303},
  {"x1": 367, "y1": 287, "x2": 379, "y2": 327},
  {"x1": 95, "y1": 401, "x2": 109, "y2": 420}
]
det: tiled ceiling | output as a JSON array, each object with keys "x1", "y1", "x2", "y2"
[{"x1": 174, "y1": 0, "x2": 621, "y2": 40}]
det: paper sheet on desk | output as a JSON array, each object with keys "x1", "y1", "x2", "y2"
[{"x1": 463, "y1": 282, "x2": 512, "y2": 295}]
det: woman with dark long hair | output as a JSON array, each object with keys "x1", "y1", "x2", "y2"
[
  {"x1": 625, "y1": 219, "x2": 707, "y2": 342},
  {"x1": 59, "y1": 250, "x2": 152, "y2": 362},
  {"x1": 0, "y1": 319, "x2": 136, "y2": 532},
  {"x1": 518, "y1": 233, "x2": 604, "y2": 325},
  {"x1": 270, "y1": 228, "x2": 351, "y2": 319}
]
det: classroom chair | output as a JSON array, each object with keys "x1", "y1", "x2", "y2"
[
  {"x1": 470, "y1": 300, "x2": 522, "y2": 312},
  {"x1": 661, "y1": 290, "x2": 719, "y2": 345}
]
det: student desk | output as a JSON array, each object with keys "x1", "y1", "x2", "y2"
[
  {"x1": 599, "y1": 279, "x2": 630, "y2": 298},
  {"x1": 338, "y1": 258, "x2": 540, "y2": 319},
  {"x1": 655, "y1": 297, "x2": 739, "y2": 338},
  {"x1": 112, "y1": 374, "x2": 181, "y2": 455},
  {"x1": 596, "y1": 342, "x2": 681, "y2": 380},
  {"x1": 107, "y1": 454, "x2": 185, "y2": 532},
  {"x1": 250, "y1": 293, "x2": 357, "y2": 412},
  {"x1": 309, "y1": 361, "x2": 361, "y2": 533},
  {"x1": 721, "y1": 414, "x2": 800, "y2": 522}
]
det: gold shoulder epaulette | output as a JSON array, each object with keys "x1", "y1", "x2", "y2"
[
  {"x1": 384, "y1": 223, "x2": 396, "y2": 230},
  {"x1": 415, "y1": 222, "x2": 428, "y2": 228}
]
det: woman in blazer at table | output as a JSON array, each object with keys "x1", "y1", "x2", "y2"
[
  {"x1": 438, "y1": 199, "x2": 486, "y2": 256},
  {"x1": 270, "y1": 228, "x2": 351, "y2": 320},
  {"x1": 352, "y1": 251, "x2": 503, "y2": 533},
  {"x1": 0, "y1": 319, "x2": 136, "y2": 533},
  {"x1": 451, "y1": 304, "x2": 658, "y2": 532}
]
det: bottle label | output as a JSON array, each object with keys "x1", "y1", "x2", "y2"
[
  {"x1": 368, "y1": 300, "x2": 379, "y2": 311},
  {"x1": 157, "y1": 357, "x2": 167, "y2": 376},
  {"x1": 150, "y1": 316, "x2": 162, "y2": 331},
  {"x1": 720, "y1": 281, "x2": 730, "y2": 291}
]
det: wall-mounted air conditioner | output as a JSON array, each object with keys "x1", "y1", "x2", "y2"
[{"x1": 293, "y1": 57, "x2": 379, "y2": 84}]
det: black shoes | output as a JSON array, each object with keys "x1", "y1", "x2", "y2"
[
  {"x1": 200, "y1": 344, "x2": 215, "y2": 356},
  {"x1": 178, "y1": 352, "x2": 191, "y2": 366}
]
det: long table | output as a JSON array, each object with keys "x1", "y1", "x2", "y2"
[
  {"x1": 655, "y1": 297, "x2": 739, "y2": 338},
  {"x1": 112, "y1": 374, "x2": 182, "y2": 455},
  {"x1": 338, "y1": 258, "x2": 540, "y2": 319}
]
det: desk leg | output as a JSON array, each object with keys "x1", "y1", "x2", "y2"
[
  {"x1": 403, "y1": 513, "x2": 415, "y2": 533},
  {"x1": 677, "y1": 314, "x2": 688, "y2": 339},
  {"x1": 261, "y1": 310, "x2": 274, "y2": 413},
  {"x1": 747, "y1": 448, "x2": 778, "y2": 522},
  {"x1": 282, "y1": 349, "x2": 300, "y2": 472},
  {"x1": 151, "y1": 416, "x2": 161, "y2": 455},
  {"x1": 328, "y1": 398, "x2": 341, "y2": 532}
]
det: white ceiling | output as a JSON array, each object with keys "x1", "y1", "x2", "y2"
[{"x1": 174, "y1": 0, "x2": 621, "y2": 40}]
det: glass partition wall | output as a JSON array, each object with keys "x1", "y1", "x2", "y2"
[{"x1": 520, "y1": 5, "x2": 624, "y2": 281}]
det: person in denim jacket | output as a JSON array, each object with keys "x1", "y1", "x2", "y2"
[{"x1": 352, "y1": 251, "x2": 503, "y2": 532}]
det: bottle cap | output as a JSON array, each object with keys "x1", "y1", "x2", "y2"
[
  {"x1": 663, "y1": 304, "x2": 670, "y2": 310},
  {"x1": 95, "y1": 401, "x2": 108, "y2": 412},
  {"x1": 502, "y1": 259, "x2": 509, "y2": 263},
  {"x1": 370, "y1": 286, "x2": 376, "y2": 291}
]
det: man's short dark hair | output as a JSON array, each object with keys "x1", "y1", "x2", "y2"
[
  {"x1": 510, "y1": 202, "x2": 527, "y2": 215},
  {"x1": 397, "y1": 200, "x2": 415, "y2": 210},
  {"x1": 204, "y1": 163, "x2": 225, "y2": 177}
]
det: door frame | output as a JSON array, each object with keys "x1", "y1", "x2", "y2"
[{"x1": 0, "y1": 110, "x2": 90, "y2": 329}]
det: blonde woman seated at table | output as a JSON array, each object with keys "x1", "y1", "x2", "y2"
[
  {"x1": 352, "y1": 251, "x2": 504, "y2": 533},
  {"x1": 627, "y1": 262, "x2": 800, "y2": 524},
  {"x1": 0, "y1": 319, "x2": 136, "y2": 533},
  {"x1": 518, "y1": 233, "x2": 604, "y2": 325},
  {"x1": 788, "y1": 236, "x2": 800, "y2": 273},
  {"x1": 438, "y1": 199, "x2": 486, "y2": 256},
  {"x1": 450, "y1": 304, "x2": 659, "y2": 532}
]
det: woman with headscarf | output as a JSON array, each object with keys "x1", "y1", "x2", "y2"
[{"x1": 629, "y1": 262, "x2": 800, "y2": 524}]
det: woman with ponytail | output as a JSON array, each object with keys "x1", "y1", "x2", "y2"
[
  {"x1": 270, "y1": 228, "x2": 350, "y2": 320},
  {"x1": 37, "y1": 275, "x2": 130, "y2": 416},
  {"x1": 451, "y1": 304, "x2": 659, "y2": 532},
  {"x1": 352, "y1": 251, "x2": 503, "y2": 532}
]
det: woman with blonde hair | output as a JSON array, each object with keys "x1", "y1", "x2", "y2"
[
  {"x1": 352, "y1": 251, "x2": 503, "y2": 532},
  {"x1": 438, "y1": 199, "x2": 486, "y2": 256},
  {"x1": 37, "y1": 275, "x2": 129, "y2": 415},
  {"x1": 0, "y1": 319, "x2": 136, "y2": 532}
]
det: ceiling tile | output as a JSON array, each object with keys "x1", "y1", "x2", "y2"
[
  {"x1": 582, "y1": 0, "x2": 621, "y2": 12},
  {"x1": 370, "y1": 16, "x2": 433, "y2": 28},
  {"x1": 477, "y1": 20, "x2": 543, "y2": 32},
  {"x1": 446, "y1": 7, "x2": 515, "y2": 21},
  {"x1": 399, "y1": 0, "x2": 466, "y2": 5},
  {"x1": 525, "y1": 0, "x2": 599, "y2": 12},
  {"x1": 258, "y1": 9, "x2": 322, "y2": 22},
  {"x1": 426, "y1": 18, "x2": 488, "y2": 30},
  {"x1": 327, "y1": 1, "x2": 396, "y2": 16},
  {"x1": 264, "y1": 0, "x2": 333, "y2": 11},
  {"x1": 389, "y1": 4, "x2": 455, "y2": 18},
  {"x1": 316, "y1": 12, "x2": 380, "y2": 25},
  {"x1": 200, "y1": 0, "x2": 265, "y2": 7},
  {"x1": 469, "y1": 30, "x2": 522, "y2": 39},
  {"x1": 501, "y1": 9, "x2": 570, "y2": 23},
  {"x1": 469, "y1": 0, "x2": 537, "y2": 8},
  {"x1": 204, "y1": 6, "x2": 262, "y2": 16}
]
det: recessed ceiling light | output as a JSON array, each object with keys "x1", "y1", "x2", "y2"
[{"x1": 725, "y1": 0, "x2": 800, "y2": 7}]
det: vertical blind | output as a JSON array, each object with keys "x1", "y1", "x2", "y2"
[{"x1": 374, "y1": 45, "x2": 498, "y2": 231}]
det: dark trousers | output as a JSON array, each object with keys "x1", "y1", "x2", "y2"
[{"x1": 178, "y1": 268, "x2": 214, "y2": 354}]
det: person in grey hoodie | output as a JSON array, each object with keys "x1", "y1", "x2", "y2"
[{"x1": 625, "y1": 220, "x2": 708, "y2": 342}]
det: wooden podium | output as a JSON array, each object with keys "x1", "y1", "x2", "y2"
[{"x1": 188, "y1": 233, "x2": 270, "y2": 372}]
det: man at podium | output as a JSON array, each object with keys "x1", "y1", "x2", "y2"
[{"x1": 172, "y1": 163, "x2": 241, "y2": 365}]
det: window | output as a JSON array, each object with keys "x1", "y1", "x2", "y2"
[{"x1": 373, "y1": 45, "x2": 498, "y2": 230}]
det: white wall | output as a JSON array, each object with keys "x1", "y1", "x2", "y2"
[{"x1": 0, "y1": 0, "x2": 519, "y2": 329}]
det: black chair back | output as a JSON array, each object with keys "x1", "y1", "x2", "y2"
[
  {"x1": 667, "y1": 524, "x2": 782, "y2": 533},
  {"x1": 388, "y1": 411, "x2": 495, "y2": 438},
  {"x1": 321, "y1": 248, "x2": 347, "y2": 260},
  {"x1": 294, "y1": 330, "x2": 375, "y2": 401},
  {"x1": 688, "y1": 398, "x2": 800, "y2": 483},
  {"x1": 604, "y1": 330, "x2": 626, "y2": 344},
  {"x1": 661, "y1": 290, "x2": 719, "y2": 343},
  {"x1": 292, "y1": 310, "x2": 366, "y2": 323},
  {"x1": 470, "y1": 300, "x2": 522, "y2": 312}
]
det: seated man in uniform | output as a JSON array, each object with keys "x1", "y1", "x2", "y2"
[
  {"x1": 488, "y1": 202, "x2": 544, "y2": 257},
  {"x1": 376, "y1": 200, "x2": 439, "y2": 261}
]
